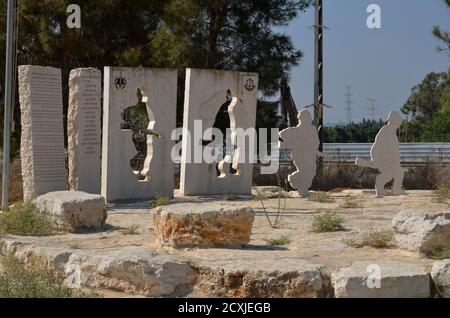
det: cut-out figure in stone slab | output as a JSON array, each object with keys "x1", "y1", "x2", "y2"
[
  {"x1": 355, "y1": 111, "x2": 405, "y2": 198},
  {"x1": 121, "y1": 88, "x2": 159, "y2": 180},
  {"x1": 279, "y1": 110, "x2": 322, "y2": 197}
]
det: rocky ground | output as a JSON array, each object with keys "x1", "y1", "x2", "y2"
[{"x1": 1, "y1": 189, "x2": 449, "y2": 298}]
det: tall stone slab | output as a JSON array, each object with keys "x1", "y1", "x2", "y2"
[
  {"x1": 102, "y1": 67, "x2": 177, "y2": 202},
  {"x1": 180, "y1": 69, "x2": 258, "y2": 196},
  {"x1": 18, "y1": 65, "x2": 66, "y2": 200},
  {"x1": 68, "y1": 68, "x2": 101, "y2": 194}
]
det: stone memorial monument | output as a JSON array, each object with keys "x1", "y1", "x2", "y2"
[
  {"x1": 180, "y1": 68, "x2": 258, "y2": 195},
  {"x1": 279, "y1": 110, "x2": 322, "y2": 197},
  {"x1": 101, "y1": 67, "x2": 177, "y2": 202},
  {"x1": 18, "y1": 65, "x2": 67, "y2": 200},
  {"x1": 355, "y1": 111, "x2": 405, "y2": 197},
  {"x1": 68, "y1": 68, "x2": 101, "y2": 194}
]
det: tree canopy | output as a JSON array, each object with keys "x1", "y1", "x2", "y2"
[
  {"x1": 0, "y1": 0, "x2": 313, "y2": 156},
  {"x1": 433, "y1": 0, "x2": 450, "y2": 54}
]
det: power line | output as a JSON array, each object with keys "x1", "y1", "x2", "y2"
[
  {"x1": 344, "y1": 85, "x2": 353, "y2": 124},
  {"x1": 365, "y1": 98, "x2": 380, "y2": 121}
]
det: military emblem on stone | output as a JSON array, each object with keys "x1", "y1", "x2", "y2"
[
  {"x1": 355, "y1": 111, "x2": 406, "y2": 198},
  {"x1": 279, "y1": 110, "x2": 323, "y2": 197}
]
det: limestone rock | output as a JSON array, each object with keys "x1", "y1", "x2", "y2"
[
  {"x1": 195, "y1": 258, "x2": 331, "y2": 298},
  {"x1": 332, "y1": 260, "x2": 430, "y2": 298},
  {"x1": 392, "y1": 209, "x2": 450, "y2": 254},
  {"x1": 33, "y1": 191, "x2": 107, "y2": 232},
  {"x1": 0, "y1": 239, "x2": 197, "y2": 297},
  {"x1": 431, "y1": 260, "x2": 450, "y2": 298},
  {"x1": 153, "y1": 203, "x2": 254, "y2": 248},
  {"x1": 68, "y1": 68, "x2": 101, "y2": 194}
]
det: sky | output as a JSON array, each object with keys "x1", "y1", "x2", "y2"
[{"x1": 278, "y1": 0, "x2": 450, "y2": 124}]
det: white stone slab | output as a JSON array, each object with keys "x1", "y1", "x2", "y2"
[
  {"x1": 18, "y1": 65, "x2": 67, "y2": 200},
  {"x1": 68, "y1": 68, "x2": 101, "y2": 194},
  {"x1": 101, "y1": 67, "x2": 177, "y2": 202},
  {"x1": 180, "y1": 69, "x2": 258, "y2": 195}
]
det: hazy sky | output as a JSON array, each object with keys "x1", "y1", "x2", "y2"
[{"x1": 278, "y1": 0, "x2": 450, "y2": 124}]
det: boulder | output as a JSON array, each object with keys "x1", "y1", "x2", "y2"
[
  {"x1": 33, "y1": 191, "x2": 107, "y2": 232},
  {"x1": 431, "y1": 260, "x2": 450, "y2": 298},
  {"x1": 196, "y1": 258, "x2": 331, "y2": 298},
  {"x1": 392, "y1": 209, "x2": 450, "y2": 254},
  {"x1": 153, "y1": 203, "x2": 254, "y2": 248},
  {"x1": 332, "y1": 260, "x2": 430, "y2": 298}
]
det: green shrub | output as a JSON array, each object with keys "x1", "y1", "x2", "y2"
[
  {"x1": 264, "y1": 235, "x2": 292, "y2": 246},
  {"x1": 429, "y1": 248, "x2": 450, "y2": 260},
  {"x1": 434, "y1": 183, "x2": 450, "y2": 204},
  {"x1": 311, "y1": 211, "x2": 345, "y2": 233},
  {"x1": 308, "y1": 192, "x2": 335, "y2": 203},
  {"x1": 0, "y1": 202, "x2": 57, "y2": 236},
  {"x1": 0, "y1": 253, "x2": 98, "y2": 298},
  {"x1": 152, "y1": 195, "x2": 169, "y2": 208},
  {"x1": 344, "y1": 229, "x2": 394, "y2": 249}
]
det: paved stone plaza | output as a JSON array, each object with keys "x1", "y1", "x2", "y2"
[{"x1": 1, "y1": 190, "x2": 448, "y2": 298}]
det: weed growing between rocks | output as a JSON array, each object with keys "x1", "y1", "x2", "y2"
[
  {"x1": 0, "y1": 202, "x2": 57, "y2": 236},
  {"x1": 152, "y1": 195, "x2": 169, "y2": 208},
  {"x1": 263, "y1": 235, "x2": 292, "y2": 246},
  {"x1": 308, "y1": 192, "x2": 335, "y2": 203},
  {"x1": 344, "y1": 229, "x2": 395, "y2": 249},
  {"x1": 311, "y1": 210, "x2": 345, "y2": 233},
  {"x1": 0, "y1": 253, "x2": 99, "y2": 298},
  {"x1": 429, "y1": 248, "x2": 450, "y2": 260}
]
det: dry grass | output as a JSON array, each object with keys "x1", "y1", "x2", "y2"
[
  {"x1": 339, "y1": 197, "x2": 362, "y2": 209},
  {"x1": 120, "y1": 224, "x2": 140, "y2": 235},
  {"x1": 434, "y1": 183, "x2": 450, "y2": 204},
  {"x1": 344, "y1": 229, "x2": 395, "y2": 249},
  {"x1": 0, "y1": 159, "x2": 23, "y2": 204},
  {"x1": 308, "y1": 192, "x2": 335, "y2": 203}
]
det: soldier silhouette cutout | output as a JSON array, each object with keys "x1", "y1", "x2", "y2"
[
  {"x1": 279, "y1": 110, "x2": 322, "y2": 197},
  {"x1": 121, "y1": 88, "x2": 150, "y2": 180},
  {"x1": 355, "y1": 111, "x2": 405, "y2": 198}
]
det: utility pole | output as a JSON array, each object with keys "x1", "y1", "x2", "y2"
[
  {"x1": 365, "y1": 98, "x2": 380, "y2": 121},
  {"x1": 314, "y1": 0, "x2": 324, "y2": 151},
  {"x1": 344, "y1": 85, "x2": 353, "y2": 124},
  {"x1": 2, "y1": 0, "x2": 16, "y2": 211}
]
